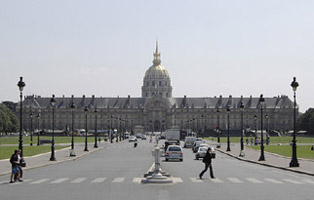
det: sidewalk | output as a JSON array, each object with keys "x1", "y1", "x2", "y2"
[
  {"x1": 0, "y1": 142, "x2": 105, "y2": 176},
  {"x1": 211, "y1": 142, "x2": 314, "y2": 176}
]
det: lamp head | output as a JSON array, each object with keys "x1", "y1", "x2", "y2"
[
  {"x1": 17, "y1": 77, "x2": 26, "y2": 92},
  {"x1": 291, "y1": 77, "x2": 299, "y2": 92},
  {"x1": 50, "y1": 95, "x2": 56, "y2": 107}
]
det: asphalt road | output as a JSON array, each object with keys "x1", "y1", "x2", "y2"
[{"x1": 0, "y1": 139, "x2": 314, "y2": 200}]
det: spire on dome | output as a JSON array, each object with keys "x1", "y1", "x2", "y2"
[{"x1": 153, "y1": 40, "x2": 161, "y2": 65}]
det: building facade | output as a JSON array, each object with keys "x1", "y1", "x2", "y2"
[{"x1": 19, "y1": 43, "x2": 295, "y2": 136}]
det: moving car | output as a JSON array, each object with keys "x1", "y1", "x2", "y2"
[
  {"x1": 129, "y1": 136, "x2": 137, "y2": 142},
  {"x1": 184, "y1": 137, "x2": 196, "y2": 148},
  {"x1": 165, "y1": 145, "x2": 183, "y2": 161},
  {"x1": 192, "y1": 140, "x2": 206, "y2": 153},
  {"x1": 195, "y1": 147, "x2": 208, "y2": 160}
]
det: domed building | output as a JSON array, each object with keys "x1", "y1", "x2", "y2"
[{"x1": 19, "y1": 43, "x2": 295, "y2": 137}]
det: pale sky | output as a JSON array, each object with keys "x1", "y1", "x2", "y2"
[{"x1": 0, "y1": 0, "x2": 313, "y2": 112}]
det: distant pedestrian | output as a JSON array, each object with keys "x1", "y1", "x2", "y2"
[
  {"x1": 250, "y1": 138, "x2": 253, "y2": 146},
  {"x1": 199, "y1": 148, "x2": 215, "y2": 179},
  {"x1": 246, "y1": 138, "x2": 249, "y2": 145},
  {"x1": 10, "y1": 150, "x2": 23, "y2": 183}
]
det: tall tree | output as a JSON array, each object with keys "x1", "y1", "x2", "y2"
[
  {"x1": 297, "y1": 108, "x2": 314, "y2": 135},
  {"x1": 0, "y1": 103, "x2": 19, "y2": 134}
]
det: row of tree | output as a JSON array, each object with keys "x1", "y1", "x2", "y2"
[
  {"x1": 0, "y1": 102, "x2": 19, "y2": 134},
  {"x1": 298, "y1": 108, "x2": 314, "y2": 135}
]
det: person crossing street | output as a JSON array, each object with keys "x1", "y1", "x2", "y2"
[{"x1": 199, "y1": 147, "x2": 215, "y2": 179}]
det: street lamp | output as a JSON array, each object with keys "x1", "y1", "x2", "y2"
[
  {"x1": 119, "y1": 118, "x2": 122, "y2": 141},
  {"x1": 265, "y1": 114, "x2": 269, "y2": 145},
  {"x1": 30, "y1": 111, "x2": 33, "y2": 146},
  {"x1": 110, "y1": 115, "x2": 113, "y2": 143},
  {"x1": 37, "y1": 111, "x2": 41, "y2": 146},
  {"x1": 17, "y1": 77, "x2": 26, "y2": 157},
  {"x1": 70, "y1": 99, "x2": 76, "y2": 156},
  {"x1": 258, "y1": 94, "x2": 265, "y2": 161},
  {"x1": 290, "y1": 77, "x2": 299, "y2": 167},
  {"x1": 94, "y1": 106, "x2": 98, "y2": 148},
  {"x1": 49, "y1": 95, "x2": 56, "y2": 161},
  {"x1": 254, "y1": 114, "x2": 257, "y2": 144},
  {"x1": 84, "y1": 106, "x2": 89, "y2": 151},
  {"x1": 226, "y1": 106, "x2": 231, "y2": 152},
  {"x1": 239, "y1": 101, "x2": 245, "y2": 157},
  {"x1": 216, "y1": 108, "x2": 221, "y2": 148}
]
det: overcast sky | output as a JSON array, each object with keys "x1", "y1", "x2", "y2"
[{"x1": 0, "y1": 0, "x2": 313, "y2": 112}]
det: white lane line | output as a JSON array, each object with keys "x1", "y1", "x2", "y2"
[
  {"x1": 91, "y1": 177, "x2": 106, "y2": 183},
  {"x1": 172, "y1": 177, "x2": 183, "y2": 183},
  {"x1": 246, "y1": 178, "x2": 263, "y2": 183},
  {"x1": 50, "y1": 178, "x2": 69, "y2": 184},
  {"x1": 302, "y1": 179, "x2": 314, "y2": 184},
  {"x1": 283, "y1": 179, "x2": 304, "y2": 184},
  {"x1": 112, "y1": 177, "x2": 125, "y2": 183},
  {"x1": 210, "y1": 178, "x2": 223, "y2": 183},
  {"x1": 71, "y1": 178, "x2": 87, "y2": 183},
  {"x1": 264, "y1": 178, "x2": 283, "y2": 184},
  {"x1": 30, "y1": 178, "x2": 50, "y2": 184},
  {"x1": 12, "y1": 179, "x2": 32, "y2": 185},
  {"x1": 132, "y1": 177, "x2": 142, "y2": 184},
  {"x1": 228, "y1": 178, "x2": 243, "y2": 183},
  {"x1": 190, "y1": 177, "x2": 203, "y2": 183}
]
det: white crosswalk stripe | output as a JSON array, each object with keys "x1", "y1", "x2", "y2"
[
  {"x1": 190, "y1": 177, "x2": 203, "y2": 183},
  {"x1": 50, "y1": 178, "x2": 69, "y2": 184},
  {"x1": 283, "y1": 179, "x2": 304, "y2": 184},
  {"x1": 172, "y1": 177, "x2": 183, "y2": 183},
  {"x1": 71, "y1": 178, "x2": 87, "y2": 183},
  {"x1": 210, "y1": 178, "x2": 223, "y2": 183},
  {"x1": 228, "y1": 178, "x2": 243, "y2": 183},
  {"x1": 91, "y1": 177, "x2": 106, "y2": 183},
  {"x1": 132, "y1": 177, "x2": 142, "y2": 184},
  {"x1": 112, "y1": 177, "x2": 125, "y2": 183},
  {"x1": 264, "y1": 178, "x2": 283, "y2": 184},
  {"x1": 30, "y1": 178, "x2": 50, "y2": 184},
  {"x1": 246, "y1": 178, "x2": 263, "y2": 183}
]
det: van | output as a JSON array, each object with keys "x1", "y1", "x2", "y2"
[{"x1": 184, "y1": 137, "x2": 196, "y2": 148}]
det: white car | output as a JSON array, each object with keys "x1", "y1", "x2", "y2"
[
  {"x1": 165, "y1": 145, "x2": 183, "y2": 162},
  {"x1": 129, "y1": 136, "x2": 137, "y2": 142}
]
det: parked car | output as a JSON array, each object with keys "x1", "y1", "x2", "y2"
[
  {"x1": 165, "y1": 145, "x2": 183, "y2": 161},
  {"x1": 129, "y1": 136, "x2": 137, "y2": 142},
  {"x1": 184, "y1": 137, "x2": 196, "y2": 148},
  {"x1": 141, "y1": 135, "x2": 147, "y2": 140}
]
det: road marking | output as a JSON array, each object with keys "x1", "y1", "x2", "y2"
[
  {"x1": 246, "y1": 178, "x2": 263, "y2": 183},
  {"x1": 228, "y1": 178, "x2": 243, "y2": 183},
  {"x1": 50, "y1": 178, "x2": 69, "y2": 184},
  {"x1": 190, "y1": 177, "x2": 203, "y2": 183},
  {"x1": 30, "y1": 178, "x2": 50, "y2": 184},
  {"x1": 172, "y1": 177, "x2": 183, "y2": 183},
  {"x1": 12, "y1": 179, "x2": 33, "y2": 185},
  {"x1": 264, "y1": 178, "x2": 283, "y2": 184},
  {"x1": 71, "y1": 178, "x2": 87, "y2": 183},
  {"x1": 210, "y1": 178, "x2": 223, "y2": 183},
  {"x1": 302, "y1": 179, "x2": 314, "y2": 184},
  {"x1": 132, "y1": 177, "x2": 142, "y2": 184},
  {"x1": 112, "y1": 177, "x2": 125, "y2": 183},
  {"x1": 91, "y1": 177, "x2": 106, "y2": 183},
  {"x1": 283, "y1": 179, "x2": 304, "y2": 184}
]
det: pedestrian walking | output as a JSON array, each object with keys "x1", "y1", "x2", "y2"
[
  {"x1": 250, "y1": 138, "x2": 253, "y2": 146},
  {"x1": 10, "y1": 150, "x2": 23, "y2": 183},
  {"x1": 199, "y1": 148, "x2": 215, "y2": 179}
]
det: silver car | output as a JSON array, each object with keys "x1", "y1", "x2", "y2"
[{"x1": 165, "y1": 145, "x2": 183, "y2": 161}]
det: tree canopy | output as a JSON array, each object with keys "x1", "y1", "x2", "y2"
[
  {"x1": 298, "y1": 108, "x2": 314, "y2": 135},
  {"x1": 0, "y1": 103, "x2": 18, "y2": 134}
]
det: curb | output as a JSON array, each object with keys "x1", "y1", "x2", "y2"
[{"x1": 216, "y1": 149, "x2": 314, "y2": 177}]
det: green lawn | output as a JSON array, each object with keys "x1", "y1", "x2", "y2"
[
  {"x1": 248, "y1": 145, "x2": 314, "y2": 159},
  {"x1": 0, "y1": 136, "x2": 101, "y2": 145},
  {"x1": 0, "y1": 145, "x2": 69, "y2": 160},
  {"x1": 205, "y1": 136, "x2": 314, "y2": 144}
]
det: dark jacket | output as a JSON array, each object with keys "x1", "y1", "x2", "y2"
[
  {"x1": 10, "y1": 154, "x2": 19, "y2": 167},
  {"x1": 202, "y1": 151, "x2": 212, "y2": 164}
]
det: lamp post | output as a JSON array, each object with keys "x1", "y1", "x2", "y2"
[
  {"x1": 265, "y1": 114, "x2": 269, "y2": 145},
  {"x1": 226, "y1": 106, "x2": 231, "y2": 151},
  {"x1": 70, "y1": 100, "x2": 76, "y2": 156},
  {"x1": 258, "y1": 94, "x2": 265, "y2": 161},
  {"x1": 30, "y1": 111, "x2": 33, "y2": 146},
  {"x1": 37, "y1": 111, "x2": 41, "y2": 146},
  {"x1": 290, "y1": 77, "x2": 299, "y2": 167},
  {"x1": 254, "y1": 114, "x2": 257, "y2": 145},
  {"x1": 119, "y1": 118, "x2": 122, "y2": 141},
  {"x1": 94, "y1": 106, "x2": 98, "y2": 148},
  {"x1": 110, "y1": 115, "x2": 113, "y2": 143},
  {"x1": 216, "y1": 108, "x2": 221, "y2": 148},
  {"x1": 116, "y1": 117, "x2": 119, "y2": 143},
  {"x1": 239, "y1": 101, "x2": 245, "y2": 157},
  {"x1": 84, "y1": 106, "x2": 89, "y2": 151},
  {"x1": 49, "y1": 95, "x2": 56, "y2": 161},
  {"x1": 17, "y1": 77, "x2": 26, "y2": 157}
]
